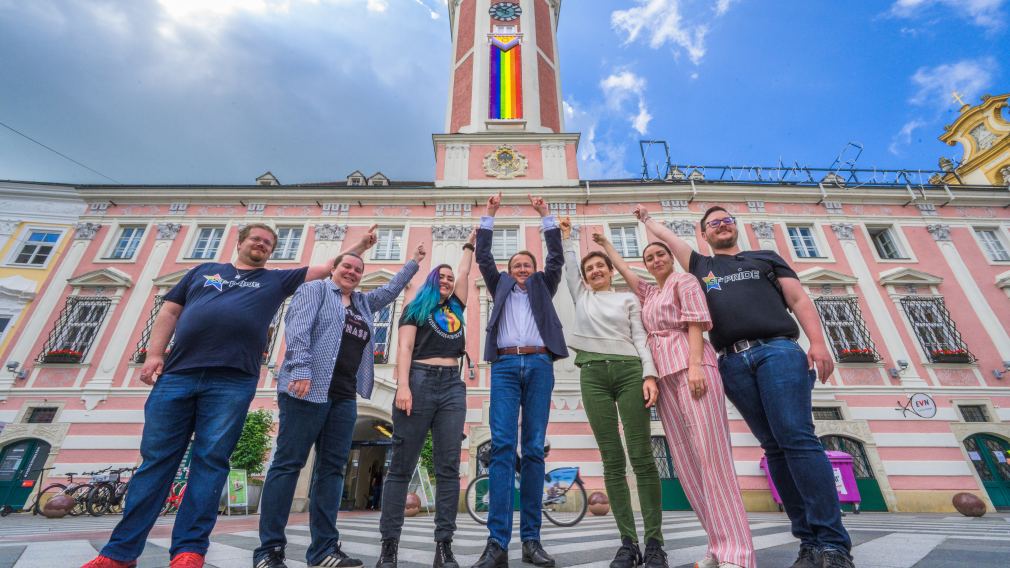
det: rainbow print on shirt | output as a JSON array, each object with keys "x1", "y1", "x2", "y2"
[
  {"x1": 489, "y1": 35, "x2": 523, "y2": 120},
  {"x1": 203, "y1": 274, "x2": 225, "y2": 292},
  {"x1": 703, "y1": 271, "x2": 722, "y2": 292}
]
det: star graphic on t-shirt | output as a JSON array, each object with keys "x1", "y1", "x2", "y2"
[
  {"x1": 203, "y1": 273, "x2": 225, "y2": 292},
  {"x1": 702, "y1": 271, "x2": 722, "y2": 291}
]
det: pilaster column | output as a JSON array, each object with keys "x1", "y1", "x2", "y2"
[
  {"x1": 928, "y1": 224, "x2": 1010, "y2": 360},
  {"x1": 829, "y1": 223, "x2": 925, "y2": 386}
]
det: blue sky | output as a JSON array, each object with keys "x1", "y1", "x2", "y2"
[{"x1": 0, "y1": 0, "x2": 1005, "y2": 185}]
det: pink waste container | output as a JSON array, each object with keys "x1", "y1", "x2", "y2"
[{"x1": 759, "y1": 451, "x2": 862, "y2": 512}]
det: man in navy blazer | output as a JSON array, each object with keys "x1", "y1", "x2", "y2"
[{"x1": 471, "y1": 193, "x2": 568, "y2": 568}]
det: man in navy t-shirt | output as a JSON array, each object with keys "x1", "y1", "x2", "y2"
[
  {"x1": 85, "y1": 223, "x2": 377, "y2": 568},
  {"x1": 634, "y1": 205, "x2": 852, "y2": 568}
]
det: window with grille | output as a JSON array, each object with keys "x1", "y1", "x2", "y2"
[
  {"x1": 491, "y1": 228, "x2": 519, "y2": 261},
  {"x1": 650, "y1": 436, "x2": 677, "y2": 479},
  {"x1": 25, "y1": 407, "x2": 58, "y2": 424},
  {"x1": 820, "y1": 436, "x2": 874, "y2": 479},
  {"x1": 372, "y1": 304, "x2": 395, "y2": 364},
  {"x1": 372, "y1": 228, "x2": 403, "y2": 261},
  {"x1": 976, "y1": 229, "x2": 1010, "y2": 262},
  {"x1": 813, "y1": 407, "x2": 843, "y2": 421},
  {"x1": 787, "y1": 226, "x2": 822, "y2": 258},
  {"x1": 814, "y1": 296, "x2": 880, "y2": 363},
  {"x1": 959, "y1": 405, "x2": 989, "y2": 423},
  {"x1": 899, "y1": 296, "x2": 974, "y2": 364},
  {"x1": 262, "y1": 303, "x2": 287, "y2": 363},
  {"x1": 271, "y1": 227, "x2": 303, "y2": 260},
  {"x1": 37, "y1": 296, "x2": 112, "y2": 364},
  {"x1": 610, "y1": 225, "x2": 640, "y2": 258},
  {"x1": 108, "y1": 227, "x2": 145, "y2": 259},
  {"x1": 188, "y1": 227, "x2": 224, "y2": 259},
  {"x1": 10, "y1": 230, "x2": 62, "y2": 266},
  {"x1": 868, "y1": 227, "x2": 905, "y2": 260}
]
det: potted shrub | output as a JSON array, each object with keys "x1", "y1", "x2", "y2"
[
  {"x1": 837, "y1": 348, "x2": 876, "y2": 364},
  {"x1": 931, "y1": 348, "x2": 971, "y2": 364},
  {"x1": 43, "y1": 349, "x2": 83, "y2": 364},
  {"x1": 229, "y1": 408, "x2": 275, "y2": 513}
]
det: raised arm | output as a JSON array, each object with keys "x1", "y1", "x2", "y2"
[
  {"x1": 530, "y1": 195, "x2": 564, "y2": 295},
  {"x1": 364, "y1": 244, "x2": 424, "y2": 312},
  {"x1": 476, "y1": 193, "x2": 503, "y2": 294},
  {"x1": 559, "y1": 217, "x2": 585, "y2": 301},
  {"x1": 634, "y1": 205, "x2": 694, "y2": 272},
  {"x1": 592, "y1": 231, "x2": 642, "y2": 291},
  {"x1": 454, "y1": 228, "x2": 476, "y2": 305},
  {"x1": 307, "y1": 224, "x2": 378, "y2": 281}
]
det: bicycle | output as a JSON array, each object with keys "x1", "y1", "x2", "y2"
[
  {"x1": 160, "y1": 480, "x2": 187, "y2": 516},
  {"x1": 464, "y1": 444, "x2": 587, "y2": 527},
  {"x1": 0, "y1": 466, "x2": 54, "y2": 516},
  {"x1": 26, "y1": 468, "x2": 106, "y2": 517},
  {"x1": 86, "y1": 467, "x2": 137, "y2": 516}
]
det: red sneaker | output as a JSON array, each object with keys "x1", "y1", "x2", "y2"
[
  {"x1": 80, "y1": 556, "x2": 137, "y2": 568},
  {"x1": 170, "y1": 552, "x2": 206, "y2": 568}
]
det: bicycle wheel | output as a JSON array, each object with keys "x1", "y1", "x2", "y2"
[
  {"x1": 67, "y1": 484, "x2": 93, "y2": 517},
  {"x1": 86, "y1": 482, "x2": 114, "y2": 516},
  {"x1": 109, "y1": 482, "x2": 128, "y2": 514},
  {"x1": 542, "y1": 478, "x2": 587, "y2": 527},
  {"x1": 33, "y1": 483, "x2": 67, "y2": 515},
  {"x1": 464, "y1": 475, "x2": 491, "y2": 525}
]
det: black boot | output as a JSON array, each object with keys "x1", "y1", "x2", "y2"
[
  {"x1": 471, "y1": 540, "x2": 508, "y2": 568},
  {"x1": 609, "y1": 537, "x2": 642, "y2": 568},
  {"x1": 521, "y1": 540, "x2": 555, "y2": 568},
  {"x1": 789, "y1": 544, "x2": 819, "y2": 568},
  {"x1": 818, "y1": 548, "x2": 854, "y2": 568},
  {"x1": 376, "y1": 539, "x2": 398, "y2": 568},
  {"x1": 434, "y1": 541, "x2": 460, "y2": 568},
  {"x1": 642, "y1": 539, "x2": 668, "y2": 568}
]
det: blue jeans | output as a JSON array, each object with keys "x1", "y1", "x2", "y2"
[
  {"x1": 255, "y1": 394, "x2": 357, "y2": 565},
  {"x1": 718, "y1": 338, "x2": 851, "y2": 553},
  {"x1": 101, "y1": 369, "x2": 257, "y2": 561},
  {"x1": 487, "y1": 353, "x2": 554, "y2": 547}
]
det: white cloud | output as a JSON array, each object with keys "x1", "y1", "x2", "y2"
[
  {"x1": 611, "y1": 0, "x2": 735, "y2": 65},
  {"x1": 563, "y1": 99, "x2": 634, "y2": 179},
  {"x1": 888, "y1": 118, "x2": 926, "y2": 155},
  {"x1": 908, "y1": 57, "x2": 995, "y2": 108},
  {"x1": 889, "y1": 0, "x2": 1005, "y2": 30},
  {"x1": 366, "y1": 0, "x2": 388, "y2": 12},
  {"x1": 600, "y1": 71, "x2": 652, "y2": 134}
]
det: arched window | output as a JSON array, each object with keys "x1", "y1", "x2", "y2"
[{"x1": 820, "y1": 435, "x2": 874, "y2": 479}]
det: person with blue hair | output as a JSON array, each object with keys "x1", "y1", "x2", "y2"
[{"x1": 376, "y1": 229, "x2": 477, "y2": 568}]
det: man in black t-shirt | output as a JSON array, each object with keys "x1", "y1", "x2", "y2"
[
  {"x1": 634, "y1": 205, "x2": 853, "y2": 568},
  {"x1": 84, "y1": 223, "x2": 377, "y2": 568}
]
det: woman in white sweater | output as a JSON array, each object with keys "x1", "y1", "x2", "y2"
[{"x1": 560, "y1": 218, "x2": 668, "y2": 568}]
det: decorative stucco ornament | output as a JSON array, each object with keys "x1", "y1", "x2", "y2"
[{"x1": 483, "y1": 145, "x2": 528, "y2": 179}]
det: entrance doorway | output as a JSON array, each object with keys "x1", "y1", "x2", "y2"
[
  {"x1": 651, "y1": 436, "x2": 691, "y2": 510},
  {"x1": 964, "y1": 434, "x2": 1010, "y2": 510},
  {"x1": 820, "y1": 435, "x2": 888, "y2": 512},
  {"x1": 0, "y1": 439, "x2": 51, "y2": 510},
  {"x1": 341, "y1": 418, "x2": 392, "y2": 511}
]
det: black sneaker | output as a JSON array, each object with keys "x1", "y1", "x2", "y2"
[
  {"x1": 434, "y1": 541, "x2": 459, "y2": 568},
  {"x1": 311, "y1": 543, "x2": 363, "y2": 568},
  {"x1": 642, "y1": 539, "x2": 668, "y2": 568},
  {"x1": 790, "y1": 544, "x2": 820, "y2": 568},
  {"x1": 609, "y1": 537, "x2": 642, "y2": 568},
  {"x1": 819, "y1": 548, "x2": 854, "y2": 568},
  {"x1": 254, "y1": 547, "x2": 288, "y2": 568},
  {"x1": 471, "y1": 540, "x2": 508, "y2": 568},
  {"x1": 376, "y1": 539, "x2": 398, "y2": 568}
]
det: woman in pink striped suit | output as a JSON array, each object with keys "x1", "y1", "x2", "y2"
[{"x1": 594, "y1": 226, "x2": 755, "y2": 568}]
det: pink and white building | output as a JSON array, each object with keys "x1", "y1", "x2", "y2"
[{"x1": 1, "y1": 0, "x2": 1009, "y2": 514}]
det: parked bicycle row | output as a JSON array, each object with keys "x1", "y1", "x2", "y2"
[{"x1": 0, "y1": 466, "x2": 136, "y2": 518}]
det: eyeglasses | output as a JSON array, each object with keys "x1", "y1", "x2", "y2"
[{"x1": 705, "y1": 217, "x2": 736, "y2": 229}]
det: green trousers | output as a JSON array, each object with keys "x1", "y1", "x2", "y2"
[{"x1": 580, "y1": 358, "x2": 663, "y2": 544}]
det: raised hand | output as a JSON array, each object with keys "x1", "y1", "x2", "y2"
[
  {"x1": 560, "y1": 216, "x2": 573, "y2": 240},
  {"x1": 633, "y1": 204, "x2": 651, "y2": 223},
  {"x1": 486, "y1": 193, "x2": 502, "y2": 217},
  {"x1": 359, "y1": 224, "x2": 378, "y2": 250},
  {"x1": 466, "y1": 227, "x2": 477, "y2": 247},
  {"x1": 528, "y1": 194, "x2": 549, "y2": 217},
  {"x1": 412, "y1": 243, "x2": 427, "y2": 263},
  {"x1": 591, "y1": 232, "x2": 611, "y2": 247}
]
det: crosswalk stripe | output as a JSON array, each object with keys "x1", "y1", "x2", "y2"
[
  {"x1": 13, "y1": 540, "x2": 98, "y2": 568},
  {"x1": 150, "y1": 538, "x2": 307, "y2": 568},
  {"x1": 851, "y1": 533, "x2": 947, "y2": 568}
]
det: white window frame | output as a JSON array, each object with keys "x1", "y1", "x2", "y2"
[
  {"x1": 786, "y1": 225, "x2": 823, "y2": 259},
  {"x1": 5, "y1": 227, "x2": 64, "y2": 268},
  {"x1": 973, "y1": 227, "x2": 1010, "y2": 263},
  {"x1": 491, "y1": 227, "x2": 520, "y2": 262},
  {"x1": 187, "y1": 226, "x2": 226, "y2": 260},
  {"x1": 372, "y1": 227, "x2": 404, "y2": 261},
  {"x1": 270, "y1": 226, "x2": 304, "y2": 261},
  {"x1": 106, "y1": 226, "x2": 146, "y2": 260},
  {"x1": 867, "y1": 226, "x2": 906, "y2": 260},
  {"x1": 609, "y1": 224, "x2": 641, "y2": 258}
]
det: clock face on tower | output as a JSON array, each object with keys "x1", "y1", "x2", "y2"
[{"x1": 489, "y1": 2, "x2": 522, "y2": 21}]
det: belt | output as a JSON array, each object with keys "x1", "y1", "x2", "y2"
[
  {"x1": 497, "y1": 346, "x2": 549, "y2": 356},
  {"x1": 719, "y1": 336, "x2": 794, "y2": 356}
]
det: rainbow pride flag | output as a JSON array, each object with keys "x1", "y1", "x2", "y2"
[{"x1": 489, "y1": 36, "x2": 523, "y2": 120}]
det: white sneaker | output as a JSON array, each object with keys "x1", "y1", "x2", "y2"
[
  {"x1": 694, "y1": 557, "x2": 718, "y2": 568},
  {"x1": 717, "y1": 563, "x2": 745, "y2": 568}
]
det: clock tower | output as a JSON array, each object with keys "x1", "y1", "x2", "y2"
[{"x1": 434, "y1": 0, "x2": 580, "y2": 187}]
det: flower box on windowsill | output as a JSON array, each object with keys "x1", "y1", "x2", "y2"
[
  {"x1": 931, "y1": 353, "x2": 972, "y2": 364},
  {"x1": 838, "y1": 353, "x2": 878, "y2": 364},
  {"x1": 42, "y1": 350, "x2": 83, "y2": 364}
]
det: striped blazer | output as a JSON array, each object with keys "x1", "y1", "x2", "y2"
[{"x1": 276, "y1": 259, "x2": 419, "y2": 403}]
